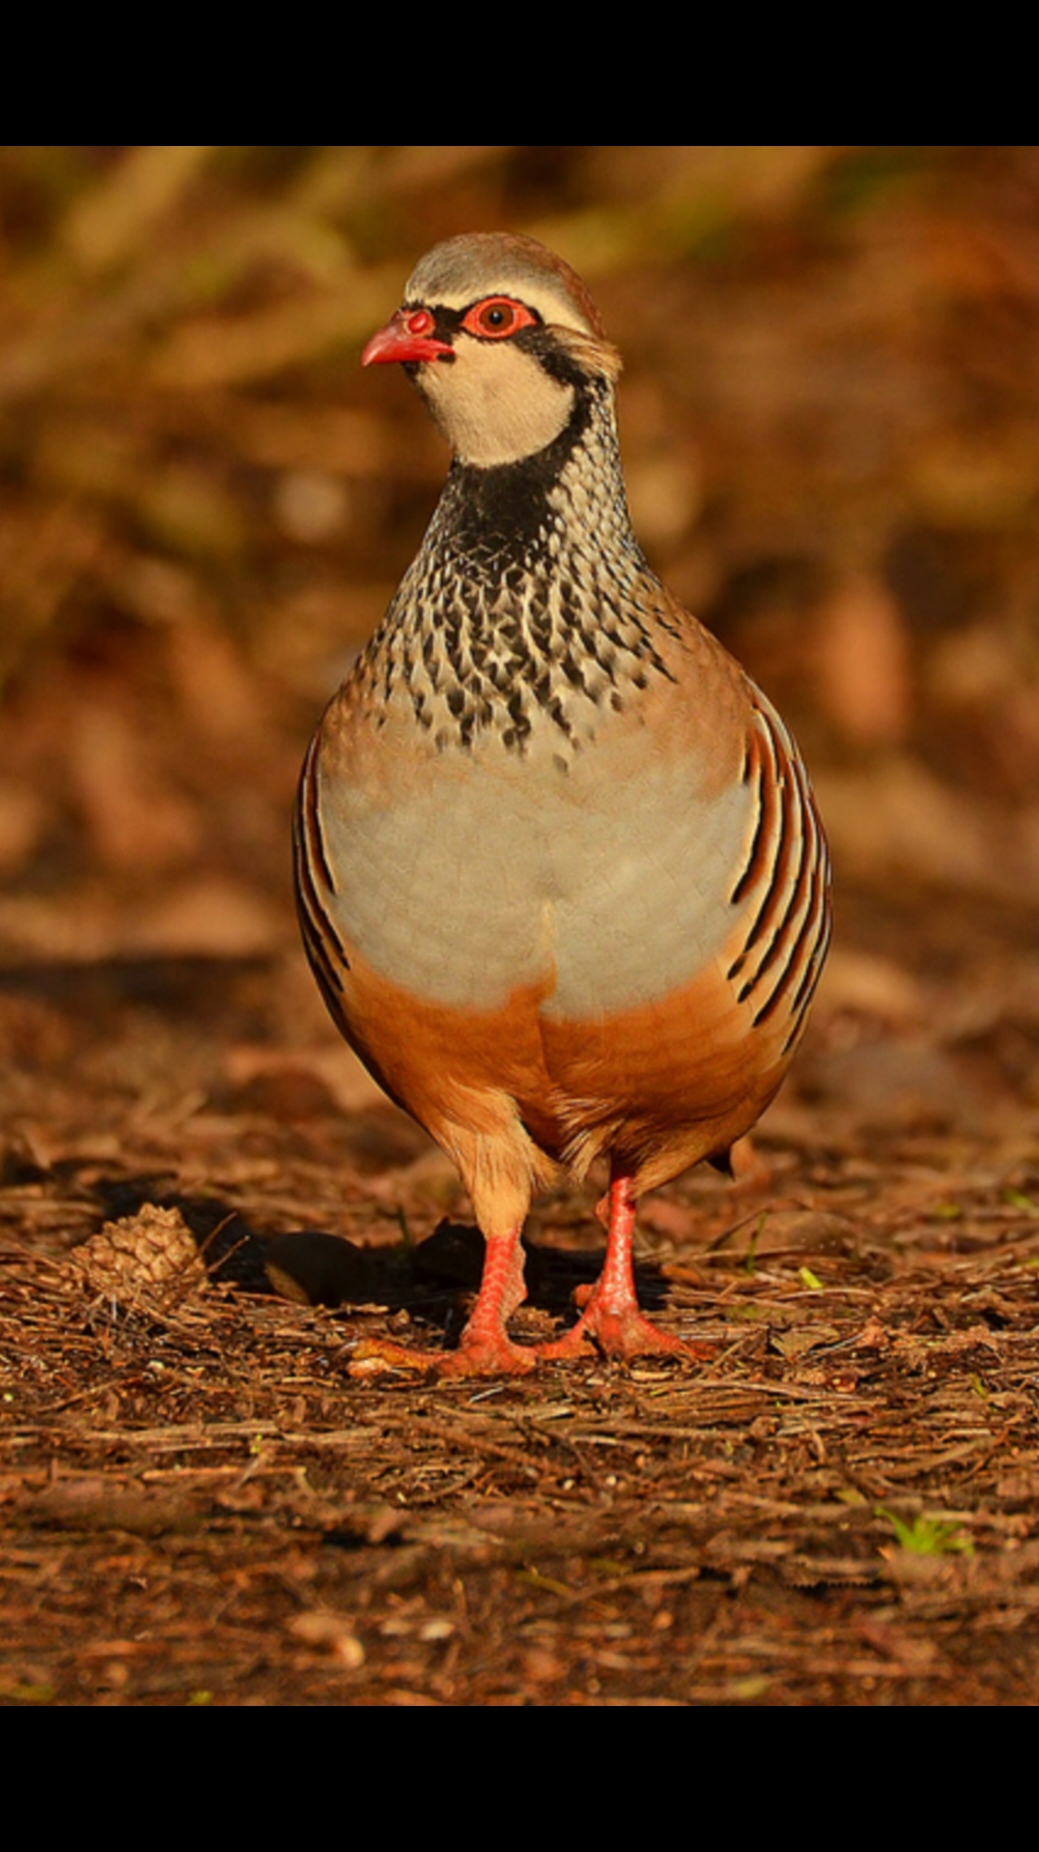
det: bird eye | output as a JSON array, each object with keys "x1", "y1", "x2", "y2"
[{"x1": 461, "y1": 297, "x2": 537, "y2": 339}]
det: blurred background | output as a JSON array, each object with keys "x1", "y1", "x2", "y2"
[{"x1": 2, "y1": 145, "x2": 1039, "y2": 1159}]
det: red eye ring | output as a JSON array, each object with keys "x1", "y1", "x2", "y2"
[{"x1": 460, "y1": 296, "x2": 538, "y2": 340}]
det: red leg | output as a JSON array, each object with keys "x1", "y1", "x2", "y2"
[
  {"x1": 538, "y1": 1170, "x2": 713, "y2": 1363},
  {"x1": 348, "y1": 1229, "x2": 537, "y2": 1378}
]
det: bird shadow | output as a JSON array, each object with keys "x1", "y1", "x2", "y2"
[{"x1": 79, "y1": 1182, "x2": 674, "y2": 1342}]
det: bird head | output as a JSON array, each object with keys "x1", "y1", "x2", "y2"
[{"x1": 362, "y1": 232, "x2": 621, "y2": 470}]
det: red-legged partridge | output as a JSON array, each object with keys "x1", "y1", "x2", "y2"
[{"x1": 295, "y1": 233, "x2": 831, "y2": 1374}]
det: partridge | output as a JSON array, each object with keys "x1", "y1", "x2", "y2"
[{"x1": 295, "y1": 233, "x2": 831, "y2": 1374}]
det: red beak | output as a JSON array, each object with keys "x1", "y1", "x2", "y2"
[{"x1": 361, "y1": 309, "x2": 454, "y2": 367}]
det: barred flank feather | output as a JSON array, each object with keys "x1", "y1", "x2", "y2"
[{"x1": 728, "y1": 700, "x2": 832, "y2": 1057}]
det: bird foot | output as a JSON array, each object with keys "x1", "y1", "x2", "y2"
[
  {"x1": 538, "y1": 1293, "x2": 715, "y2": 1365},
  {"x1": 347, "y1": 1330, "x2": 538, "y2": 1379}
]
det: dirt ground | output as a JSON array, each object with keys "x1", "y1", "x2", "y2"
[
  {"x1": 2, "y1": 876, "x2": 1038, "y2": 1706},
  {"x1": 2, "y1": 148, "x2": 1039, "y2": 1705}
]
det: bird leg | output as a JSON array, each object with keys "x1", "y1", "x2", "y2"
[
  {"x1": 349, "y1": 1229, "x2": 538, "y2": 1377},
  {"x1": 444, "y1": 1231, "x2": 537, "y2": 1373},
  {"x1": 538, "y1": 1170, "x2": 712, "y2": 1363}
]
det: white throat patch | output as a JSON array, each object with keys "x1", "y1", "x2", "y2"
[{"x1": 416, "y1": 339, "x2": 574, "y2": 468}]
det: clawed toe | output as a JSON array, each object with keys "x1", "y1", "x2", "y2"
[
  {"x1": 347, "y1": 1333, "x2": 538, "y2": 1379},
  {"x1": 538, "y1": 1303, "x2": 715, "y2": 1365}
]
